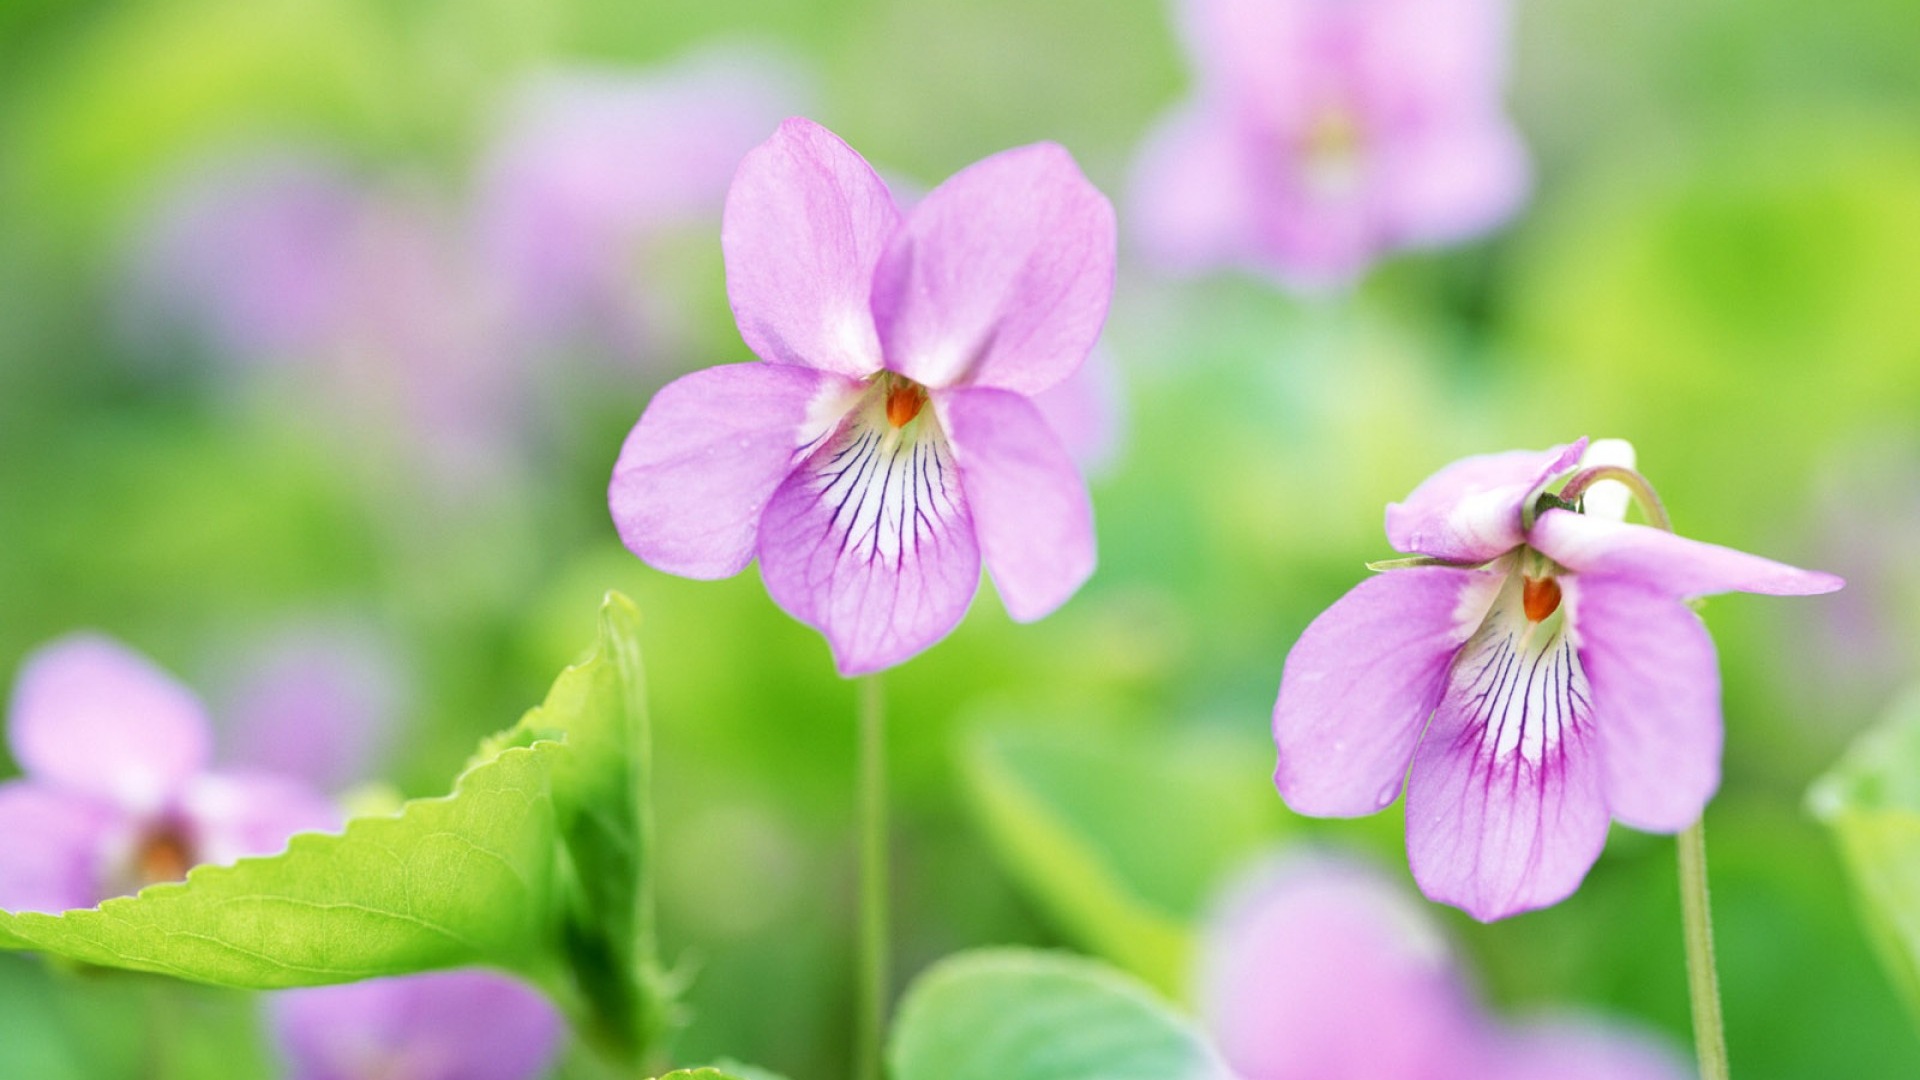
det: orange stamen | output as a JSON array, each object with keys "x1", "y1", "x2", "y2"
[
  {"x1": 134, "y1": 825, "x2": 195, "y2": 886},
  {"x1": 1522, "y1": 576, "x2": 1562, "y2": 623},
  {"x1": 885, "y1": 382, "x2": 926, "y2": 428}
]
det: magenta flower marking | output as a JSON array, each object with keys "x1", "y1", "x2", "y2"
[
  {"x1": 609, "y1": 118, "x2": 1115, "y2": 675},
  {"x1": 270, "y1": 968, "x2": 563, "y2": 1080},
  {"x1": 1130, "y1": 0, "x2": 1529, "y2": 289},
  {"x1": 1272, "y1": 439, "x2": 1843, "y2": 920},
  {"x1": 0, "y1": 634, "x2": 339, "y2": 914},
  {"x1": 1201, "y1": 855, "x2": 1691, "y2": 1080}
]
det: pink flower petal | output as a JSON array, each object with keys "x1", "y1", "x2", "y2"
[
  {"x1": 610, "y1": 362, "x2": 857, "y2": 579},
  {"x1": 1487, "y1": 1017, "x2": 1692, "y2": 1080},
  {"x1": 1128, "y1": 102, "x2": 1261, "y2": 275},
  {"x1": 179, "y1": 771, "x2": 343, "y2": 867},
  {"x1": 1376, "y1": 117, "x2": 1530, "y2": 250},
  {"x1": 940, "y1": 387, "x2": 1095, "y2": 623},
  {"x1": 1274, "y1": 566, "x2": 1499, "y2": 816},
  {"x1": 1530, "y1": 509, "x2": 1845, "y2": 598},
  {"x1": 756, "y1": 412, "x2": 981, "y2": 675},
  {"x1": 1385, "y1": 440, "x2": 1587, "y2": 563},
  {"x1": 871, "y1": 142, "x2": 1116, "y2": 395},
  {"x1": 1200, "y1": 855, "x2": 1491, "y2": 1080},
  {"x1": 1405, "y1": 604, "x2": 1610, "y2": 921},
  {"x1": 271, "y1": 969, "x2": 564, "y2": 1080},
  {"x1": 722, "y1": 117, "x2": 901, "y2": 378},
  {"x1": 0, "y1": 781, "x2": 122, "y2": 913},
  {"x1": 1565, "y1": 577, "x2": 1722, "y2": 833},
  {"x1": 1029, "y1": 344, "x2": 1125, "y2": 477},
  {"x1": 8, "y1": 634, "x2": 213, "y2": 810}
]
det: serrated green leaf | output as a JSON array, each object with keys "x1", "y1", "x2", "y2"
[
  {"x1": 888, "y1": 948, "x2": 1227, "y2": 1080},
  {"x1": 1811, "y1": 685, "x2": 1920, "y2": 1026},
  {"x1": 0, "y1": 592, "x2": 672, "y2": 1068},
  {"x1": 646, "y1": 1071, "x2": 746, "y2": 1080},
  {"x1": 959, "y1": 727, "x2": 1286, "y2": 996}
]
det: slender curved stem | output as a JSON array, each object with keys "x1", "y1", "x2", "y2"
[
  {"x1": 1678, "y1": 820, "x2": 1731, "y2": 1080},
  {"x1": 855, "y1": 675, "x2": 888, "y2": 1080}
]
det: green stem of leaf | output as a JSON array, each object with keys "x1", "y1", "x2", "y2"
[
  {"x1": 1679, "y1": 819, "x2": 1731, "y2": 1080},
  {"x1": 856, "y1": 674, "x2": 889, "y2": 1080}
]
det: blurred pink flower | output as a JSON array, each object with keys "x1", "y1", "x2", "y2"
[
  {"x1": 1201, "y1": 855, "x2": 1690, "y2": 1080},
  {"x1": 0, "y1": 635, "x2": 339, "y2": 913},
  {"x1": 218, "y1": 623, "x2": 406, "y2": 795},
  {"x1": 1272, "y1": 439, "x2": 1841, "y2": 919},
  {"x1": 474, "y1": 49, "x2": 809, "y2": 359},
  {"x1": 610, "y1": 118, "x2": 1115, "y2": 675},
  {"x1": 1131, "y1": 0, "x2": 1530, "y2": 289},
  {"x1": 271, "y1": 968, "x2": 563, "y2": 1080}
]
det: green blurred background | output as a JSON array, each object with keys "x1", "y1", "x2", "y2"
[{"x1": 1, "y1": 0, "x2": 1917, "y2": 1076}]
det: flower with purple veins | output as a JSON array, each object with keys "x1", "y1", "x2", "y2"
[
  {"x1": 270, "y1": 968, "x2": 564, "y2": 1080},
  {"x1": 0, "y1": 634, "x2": 340, "y2": 914},
  {"x1": 1130, "y1": 0, "x2": 1529, "y2": 289},
  {"x1": 1272, "y1": 438, "x2": 1843, "y2": 920},
  {"x1": 1201, "y1": 854, "x2": 1690, "y2": 1080},
  {"x1": 609, "y1": 117, "x2": 1115, "y2": 675}
]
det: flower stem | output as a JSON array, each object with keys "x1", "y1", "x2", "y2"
[
  {"x1": 855, "y1": 674, "x2": 889, "y2": 1080},
  {"x1": 1678, "y1": 819, "x2": 1731, "y2": 1080}
]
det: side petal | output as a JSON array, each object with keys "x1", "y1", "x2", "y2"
[
  {"x1": 871, "y1": 142, "x2": 1116, "y2": 395},
  {"x1": 1385, "y1": 440, "x2": 1586, "y2": 563},
  {"x1": 0, "y1": 782, "x2": 121, "y2": 913},
  {"x1": 722, "y1": 117, "x2": 900, "y2": 377},
  {"x1": 1488, "y1": 1018, "x2": 1691, "y2": 1080},
  {"x1": 1530, "y1": 510, "x2": 1845, "y2": 599},
  {"x1": 1566, "y1": 577, "x2": 1722, "y2": 832},
  {"x1": 1128, "y1": 102, "x2": 1260, "y2": 275},
  {"x1": 940, "y1": 388, "x2": 1095, "y2": 623},
  {"x1": 757, "y1": 415, "x2": 981, "y2": 676},
  {"x1": 271, "y1": 969, "x2": 564, "y2": 1080},
  {"x1": 1273, "y1": 566, "x2": 1499, "y2": 817},
  {"x1": 1405, "y1": 610, "x2": 1610, "y2": 921},
  {"x1": 8, "y1": 634, "x2": 212, "y2": 810},
  {"x1": 1199, "y1": 855, "x2": 1489, "y2": 1080},
  {"x1": 610, "y1": 362, "x2": 857, "y2": 579},
  {"x1": 180, "y1": 772, "x2": 344, "y2": 867},
  {"x1": 1376, "y1": 117, "x2": 1530, "y2": 251}
]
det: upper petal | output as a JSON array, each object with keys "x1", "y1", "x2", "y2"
[
  {"x1": 271, "y1": 969, "x2": 565, "y2": 1080},
  {"x1": 940, "y1": 387, "x2": 1095, "y2": 623},
  {"x1": 756, "y1": 408, "x2": 982, "y2": 675},
  {"x1": 722, "y1": 117, "x2": 901, "y2": 377},
  {"x1": 1274, "y1": 565, "x2": 1499, "y2": 817},
  {"x1": 1530, "y1": 509, "x2": 1845, "y2": 598},
  {"x1": 0, "y1": 781, "x2": 122, "y2": 913},
  {"x1": 1199, "y1": 855, "x2": 1488, "y2": 1080},
  {"x1": 871, "y1": 142, "x2": 1116, "y2": 395},
  {"x1": 1405, "y1": 591, "x2": 1611, "y2": 921},
  {"x1": 7, "y1": 634, "x2": 213, "y2": 809},
  {"x1": 1566, "y1": 576, "x2": 1722, "y2": 832},
  {"x1": 610, "y1": 362, "x2": 857, "y2": 579},
  {"x1": 1385, "y1": 440, "x2": 1587, "y2": 562}
]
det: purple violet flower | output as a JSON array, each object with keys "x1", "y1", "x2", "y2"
[
  {"x1": 1272, "y1": 439, "x2": 1843, "y2": 920},
  {"x1": 270, "y1": 968, "x2": 564, "y2": 1080},
  {"x1": 0, "y1": 634, "x2": 339, "y2": 913},
  {"x1": 609, "y1": 117, "x2": 1115, "y2": 675},
  {"x1": 1130, "y1": 0, "x2": 1530, "y2": 289},
  {"x1": 1202, "y1": 855, "x2": 1690, "y2": 1080}
]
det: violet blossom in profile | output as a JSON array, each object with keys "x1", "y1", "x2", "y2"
[
  {"x1": 0, "y1": 634, "x2": 339, "y2": 913},
  {"x1": 475, "y1": 49, "x2": 807, "y2": 356},
  {"x1": 1272, "y1": 439, "x2": 1842, "y2": 920},
  {"x1": 1130, "y1": 0, "x2": 1529, "y2": 289},
  {"x1": 270, "y1": 968, "x2": 563, "y2": 1080},
  {"x1": 1201, "y1": 855, "x2": 1690, "y2": 1080},
  {"x1": 609, "y1": 118, "x2": 1115, "y2": 675}
]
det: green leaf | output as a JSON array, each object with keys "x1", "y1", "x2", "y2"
[
  {"x1": 1811, "y1": 686, "x2": 1920, "y2": 1026},
  {"x1": 888, "y1": 948, "x2": 1226, "y2": 1080},
  {"x1": 0, "y1": 592, "x2": 672, "y2": 1068},
  {"x1": 959, "y1": 726, "x2": 1286, "y2": 995}
]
